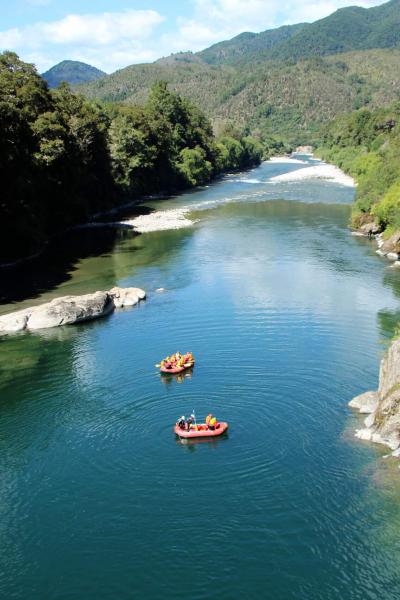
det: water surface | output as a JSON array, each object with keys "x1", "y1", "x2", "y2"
[{"x1": 2, "y1": 158, "x2": 400, "y2": 599}]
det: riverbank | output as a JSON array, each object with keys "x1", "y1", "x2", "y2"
[{"x1": 349, "y1": 336, "x2": 400, "y2": 457}]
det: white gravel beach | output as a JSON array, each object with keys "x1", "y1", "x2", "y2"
[
  {"x1": 124, "y1": 207, "x2": 195, "y2": 233},
  {"x1": 269, "y1": 164, "x2": 355, "y2": 187},
  {"x1": 122, "y1": 157, "x2": 354, "y2": 234}
]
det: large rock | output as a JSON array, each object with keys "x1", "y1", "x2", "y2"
[
  {"x1": 0, "y1": 286, "x2": 146, "y2": 334},
  {"x1": 27, "y1": 292, "x2": 113, "y2": 330},
  {"x1": 380, "y1": 232, "x2": 400, "y2": 257},
  {"x1": 349, "y1": 391, "x2": 378, "y2": 413},
  {"x1": 109, "y1": 287, "x2": 146, "y2": 308},
  {"x1": 358, "y1": 221, "x2": 381, "y2": 236},
  {"x1": 349, "y1": 338, "x2": 400, "y2": 453}
]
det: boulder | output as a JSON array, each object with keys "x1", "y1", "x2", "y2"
[
  {"x1": 358, "y1": 221, "x2": 381, "y2": 236},
  {"x1": 349, "y1": 391, "x2": 378, "y2": 413},
  {"x1": 109, "y1": 287, "x2": 146, "y2": 308},
  {"x1": 355, "y1": 428, "x2": 373, "y2": 442},
  {"x1": 350, "y1": 338, "x2": 400, "y2": 453},
  {"x1": 0, "y1": 286, "x2": 146, "y2": 334},
  {"x1": 364, "y1": 413, "x2": 375, "y2": 428},
  {"x1": 27, "y1": 292, "x2": 113, "y2": 330},
  {"x1": 380, "y1": 232, "x2": 400, "y2": 256}
]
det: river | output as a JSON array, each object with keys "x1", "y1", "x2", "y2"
[{"x1": 1, "y1": 156, "x2": 400, "y2": 599}]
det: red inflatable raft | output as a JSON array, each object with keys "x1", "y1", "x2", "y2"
[
  {"x1": 174, "y1": 422, "x2": 228, "y2": 439},
  {"x1": 160, "y1": 362, "x2": 194, "y2": 374}
]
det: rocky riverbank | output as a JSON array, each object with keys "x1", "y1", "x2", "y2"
[
  {"x1": 0, "y1": 286, "x2": 145, "y2": 334},
  {"x1": 350, "y1": 221, "x2": 400, "y2": 456},
  {"x1": 352, "y1": 220, "x2": 400, "y2": 265},
  {"x1": 350, "y1": 337, "x2": 400, "y2": 456}
]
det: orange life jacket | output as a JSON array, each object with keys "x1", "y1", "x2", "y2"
[{"x1": 206, "y1": 414, "x2": 212, "y2": 426}]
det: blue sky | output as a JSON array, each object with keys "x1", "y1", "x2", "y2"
[{"x1": 1, "y1": 0, "x2": 386, "y2": 73}]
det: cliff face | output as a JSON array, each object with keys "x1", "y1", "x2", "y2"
[{"x1": 350, "y1": 338, "x2": 400, "y2": 454}]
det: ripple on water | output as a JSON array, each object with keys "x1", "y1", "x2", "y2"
[{"x1": 2, "y1": 158, "x2": 400, "y2": 600}]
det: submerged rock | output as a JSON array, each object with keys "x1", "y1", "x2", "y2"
[
  {"x1": 0, "y1": 287, "x2": 146, "y2": 334},
  {"x1": 349, "y1": 338, "x2": 400, "y2": 453}
]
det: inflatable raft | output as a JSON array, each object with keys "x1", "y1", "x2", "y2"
[
  {"x1": 174, "y1": 422, "x2": 228, "y2": 439},
  {"x1": 160, "y1": 362, "x2": 194, "y2": 374}
]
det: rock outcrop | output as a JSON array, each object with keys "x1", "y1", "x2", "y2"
[
  {"x1": 0, "y1": 286, "x2": 145, "y2": 334},
  {"x1": 352, "y1": 224, "x2": 400, "y2": 264},
  {"x1": 109, "y1": 286, "x2": 146, "y2": 308},
  {"x1": 355, "y1": 220, "x2": 381, "y2": 236},
  {"x1": 350, "y1": 338, "x2": 400, "y2": 454}
]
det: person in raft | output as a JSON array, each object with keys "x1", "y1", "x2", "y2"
[
  {"x1": 161, "y1": 352, "x2": 194, "y2": 370},
  {"x1": 206, "y1": 413, "x2": 218, "y2": 430},
  {"x1": 177, "y1": 416, "x2": 186, "y2": 429},
  {"x1": 186, "y1": 414, "x2": 195, "y2": 431}
]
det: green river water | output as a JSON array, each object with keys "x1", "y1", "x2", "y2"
[{"x1": 1, "y1": 157, "x2": 400, "y2": 599}]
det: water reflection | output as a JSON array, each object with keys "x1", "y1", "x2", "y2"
[
  {"x1": 175, "y1": 433, "x2": 229, "y2": 450},
  {"x1": 159, "y1": 368, "x2": 194, "y2": 385}
]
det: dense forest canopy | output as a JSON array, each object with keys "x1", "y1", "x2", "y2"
[
  {"x1": 0, "y1": 52, "x2": 265, "y2": 264},
  {"x1": 317, "y1": 103, "x2": 400, "y2": 233}
]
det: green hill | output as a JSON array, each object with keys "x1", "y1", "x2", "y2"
[
  {"x1": 79, "y1": 49, "x2": 400, "y2": 145},
  {"x1": 78, "y1": 0, "x2": 400, "y2": 143},
  {"x1": 197, "y1": 24, "x2": 306, "y2": 65},
  {"x1": 42, "y1": 60, "x2": 106, "y2": 88},
  {"x1": 263, "y1": 0, "x2": 400, "y2": 63}
]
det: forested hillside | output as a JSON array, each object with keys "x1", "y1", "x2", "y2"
[
  {"x1": 42, "y1": 60, "x2": 106, "y2": 88},
  {"x1": 77, "y1": 0, "x2": 400, "y2": 143},
  {"x1": 259, "y1": 0, "x2": 400, "y2": 64},
  {"x1": 317, "y1": 103, "x2": 400, "y2": 233},
  {"x1": 161, "y1": 0, "x2": 400, "y2": 67},
  {"x1": 79, "y1": 49, "x2": 400, "y2": 145},
  {"x1": 0, "y1": 52, "x2": 263, "y2": 264},
  {"x1": 196, "y1": 24, "x2": 306, "y2": 65}
]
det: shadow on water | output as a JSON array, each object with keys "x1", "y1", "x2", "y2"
[
  {"x1": 0, "y1": 227, "x2": 139, "y2": 305},
  {"x1": 0, "y1": 200, "x2": 196, "y2": 311}
]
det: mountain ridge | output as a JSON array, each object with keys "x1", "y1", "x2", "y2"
[{"x1": 72, "y1": 0, "x2": 400, "y2": 142}]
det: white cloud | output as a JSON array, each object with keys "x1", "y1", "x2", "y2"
[{"x1": 0, "y1": 9, "x2": 165, "y2": 72}]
